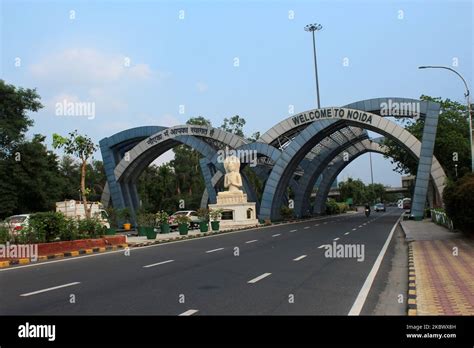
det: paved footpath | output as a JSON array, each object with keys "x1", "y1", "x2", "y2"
[{"x1": 401, "y1": 220, "x2": 474, "y2": 315}]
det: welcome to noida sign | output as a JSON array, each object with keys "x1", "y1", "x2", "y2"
[{"x1": 291, "y1": 108, "x2": 374, "y2": 127}]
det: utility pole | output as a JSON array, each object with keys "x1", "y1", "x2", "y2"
[{"x1": 305, "y1": 23, "x2": 323, "y2": 108}]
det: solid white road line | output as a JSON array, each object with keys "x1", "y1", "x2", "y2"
[
  {"x1": 179, "y1": 309, "x2": 198, "y2": 316},
  {"x1": 348, "y1": 214, "x2": 402, "y2": 316},
  {"x1": 245, "y1": 239, "x2": 258, "y2": 244},
  {"x1": 206, "y1": 248, "x2": 224, "y2": 253},
  {"x1": 344, "y1": 232, "x2": 350, "y2": 235},
  {"x1": 272, "y1": 233, "x2": 281, "y2": 237},
  {"x1": 293, "y1": 255, "x2": 307, "y2": 261},
  {"x1": 333, "y1": 237, "x2": 340, "y2": 241},
  {"x1": 248, "y1": 272, "x2": 272, "y2": 283},
  {"x1": 290, "y1": 229, "x2": 297, "y2": 232},
  {"x1": 143, "y1": 260, "x2": 174, "y2": 268},
  {"x1": 304, "y1": 226, "x2": 310, "y2": 229},
  {"x1": 20, "y1": 282, "x2": 81, "y2": 297}
]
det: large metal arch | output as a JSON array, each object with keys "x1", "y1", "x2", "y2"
[
  {"x1": 293, "y1": 132, "x2": 369, "y2": 217},
  {"x1": 258, "y1": 108, "x2": 444, "y2": 220},
  {"x1": 99, "y1": 126, "x2": 166, "y2": 208},
  {"x1": 114, "y1": 125, "x2": 247, "y2": 183},
  {"x1": 101, "y1": 125, "x2": 247, "y2": 218},
  {"x1": 258, "y1": 97, "x2": 433, "y2": 146},
  {"x1": 312, "y1": 139, "x2": 445, "y2": 215}
]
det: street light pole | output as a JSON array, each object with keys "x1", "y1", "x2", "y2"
[
  {"x1": 305, "y1": 23, "x2": 323, "y2": 109},
  {"x1": 419, "y1": 66, "x2": 473, "y2": 172}
]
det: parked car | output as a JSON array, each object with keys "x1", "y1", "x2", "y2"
[
  {"x1": 374, "y1": 203, "x2": 386, "y2": 212},
  {"x1": 168, "y1": 211, "x2": 200, "y2": 229},
  {"x1": 4, "y1": 214, "x2": 31, "y2": 234}
]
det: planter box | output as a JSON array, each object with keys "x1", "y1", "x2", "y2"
[
  {"x1": 160, "y1": 223, "x2": 170, "y2": 234},
  {"x1": 211, "y1": 221, "x2": 220, "y2": 231},
  {"x1": 178, "y1": 224, "x2": 188, "y2": 235},
  {"x1": 199, "y1": 222, "x2": 209, "y2": 233}
]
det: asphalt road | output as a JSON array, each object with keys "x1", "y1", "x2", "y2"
[{"x1": 0, "y1": 208, "x2": 402, "y2": 315}]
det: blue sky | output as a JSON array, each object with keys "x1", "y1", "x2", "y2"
[{"x1": 1, "y1": 0, "x2": 472, "y2": 186}]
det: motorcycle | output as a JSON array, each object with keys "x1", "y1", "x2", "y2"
[{"x1": 365, "y1": 208, "x2": 370, "y2": 217}]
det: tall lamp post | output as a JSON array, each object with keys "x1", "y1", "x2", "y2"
[
  {"x1": 418, "y1": 66, "x2": 473, "y2": 172},
  {"x1": 305, "y1": 23, "x2": 323, "y2": 109}
]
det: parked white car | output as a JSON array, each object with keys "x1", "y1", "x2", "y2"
[
  {"x1": 168, "y1": 210, "x2": 200, "y2": 229},
  {"x1": 4, "y1": 214, "x2": 31, "y2": 235}
]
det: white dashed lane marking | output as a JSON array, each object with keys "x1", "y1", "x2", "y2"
[
  {"x1": 248, "y1": 273, "x2": 272, "y2": 284},
  {"x1": 20, "y1": 282, "x2": 81, "y2": 297},
  {"x1": 344, "y1": 232, "x2": 350, "y2": 235},
  {"x1": 293, "y1": 255, "x2": 307, "y2": 261},
  {"x1": 272, "y1": 233, "x2": 281, "y2": 237},
  {"x1": 179, "y1": 309, "x2": 198, "y2": 316},
  {"x1": 206, "y1": 248, "x2": 224, "y2": 253},
  {"x1": 333, "y1": 237, "x2": 340, "y2": 241},
  {"x1": 245, "y1": 240, "x2": 258, "y2": 244},
  {"x1": 304, "y1": 226, "x2": 309, "y2": 229},
  {"x1": 143, "y1": 260, "x2": 174, "y2": 268},
  {"x1": 290, "y1": 229, "x2": 297, "y2": 232}
]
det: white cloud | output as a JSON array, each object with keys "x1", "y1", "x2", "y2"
[
  {"x1": 30, "y1": 48, "x2": 154, "y2": 85},
  {"x1": 196, "y1": 82, "x2": 208, "y2": 93}
]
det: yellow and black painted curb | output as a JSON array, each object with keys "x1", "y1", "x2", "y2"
[
  {"x1": 0, "y1": 244, "x2": 128, "y2": 269},
  {"x1": 407, "y1": 242, "x2": 417, "y2": 316}
]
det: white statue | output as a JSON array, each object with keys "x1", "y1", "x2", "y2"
[{"x1": 223, "y1": 155, "x2": 242, "y2": 192}]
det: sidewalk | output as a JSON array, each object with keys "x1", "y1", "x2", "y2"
[{"x1": 401, "y1": 219, "x2": 474, "y2": 315}]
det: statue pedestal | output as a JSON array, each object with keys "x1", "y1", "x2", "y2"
[{"x1": 209, "y1": 192, "x2": 259, "y2": 229}]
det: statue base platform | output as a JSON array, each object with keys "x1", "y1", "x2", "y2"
[{"x1": 209, "y1": 199, "x2": 259, "y2": 229}]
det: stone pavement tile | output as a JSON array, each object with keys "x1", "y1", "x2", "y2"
[{"x1": 412, "y1": 238, "x2": 474, "y2": 315}]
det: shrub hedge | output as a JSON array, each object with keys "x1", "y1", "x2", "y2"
[
  {"x1": 10, "y1": 212, "x2": 107, "y2": 244},
  {"x1": 443, "y1": 173, "x2": 474, "y2": 235}
]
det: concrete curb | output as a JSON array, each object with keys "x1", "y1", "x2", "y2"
[
  {"x1": 399, "y1": 220, "x2": 417, "y2": 316},
  {"x1": 0, "y1": 244, "x2": 128, "y2": 269}
]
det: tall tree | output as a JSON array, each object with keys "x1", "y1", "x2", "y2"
[
  {"x1": 0, "y1": 80, "x2": 42, "y2": 158},
  {"x1": 53, "y1": 131, "x2": 98, "y2": 218},
  {"x1": 382, "y1": 96, "x2": 470, "y2": 180},
  {"x1": 220, "y1": 115, "x2": 246, "y2": 137}
]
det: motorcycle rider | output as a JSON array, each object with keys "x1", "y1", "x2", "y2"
[{"x1": 364, "y1": 203, "x2": 371, "y2": 217}]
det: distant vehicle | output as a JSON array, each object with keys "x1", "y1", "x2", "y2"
[
  {"x1": 374, "y1": 203, "x2": 386, "y2": 212},
  {"x1": 168, "y1": 210, "x2": 200, "y2": 229},
  {"x1": 4, "y1": 214, "x2": 31, "y2": 235},
  {"x1": 56, "y1": 200, "x2": 110, "y2": 228},
  {"x1": 402, "y1": 198, "x2": 411, "y2": 210}
]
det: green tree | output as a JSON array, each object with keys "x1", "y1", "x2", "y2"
[
  {"x1": 338, "y1": 178, "x2": 368, "y2": 205},
  {"x1": 443, "y1": 173, "x2": 474, "y2": 235},
  {"x1": 0, "y1": 135, "x2": 65, "y2": 217},
  {"x1": 220, "y1": 115, "x2": 246, "y2": 137},
  {"x1": 382, "y1": 96, "x2": 470, "y2": 180},
  {"x1": 53, "y1": 130, "x2": 98, "y2": 218},
  {"x1": 0, "y1": 80, "x2": 42, "y2": 158}
]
